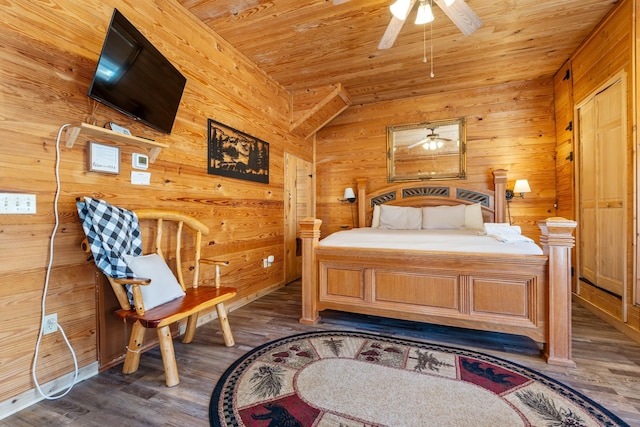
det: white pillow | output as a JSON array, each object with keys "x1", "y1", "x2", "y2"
[
  {"x1": 123, "y1": 254, "x2": 186, "y2": 310},
  {"x1": 371, "y1": 204, "x2": 381, "y2": 228},
  {"x1": 422, "y1": 205, "x2": 466, "y2": 229},
  {"x1": 464, "y1": 203, "x2": 484, "y2": 230},
  {"x1": 378, "y1": 205, "x2": 422, "y2": 230}
]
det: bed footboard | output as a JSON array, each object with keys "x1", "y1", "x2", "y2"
[{"x1": 299, "y1": 217, "x2": 576, "y2": 366}]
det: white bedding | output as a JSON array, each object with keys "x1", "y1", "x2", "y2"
[{"x1": 319, "y1": 227, "x2": 543, "y2": 255}]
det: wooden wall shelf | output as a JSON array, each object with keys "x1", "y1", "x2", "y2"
[{"x1": 65, "y1": 122, "x2": 168, "y2": 163}]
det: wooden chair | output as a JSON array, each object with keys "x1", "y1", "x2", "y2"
[{"x1": 84, "y1": 209, "x2": 236, "y2": 387}]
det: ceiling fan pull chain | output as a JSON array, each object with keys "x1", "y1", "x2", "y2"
[
  {"x1": 423, "y1": 23, "x2": 427, "y2": 63},
  {"x1": 430, "y1": 3, "x2": 435, "y2": 79}
]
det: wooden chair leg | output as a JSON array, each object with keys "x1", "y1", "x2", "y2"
[
  {"x1": 216, "y1": 302, "x2": 235, "y2": 347},
  {"x1": 123, "y1": 320, "x2": 145, "y2": 374},
  {"x1": 157, "y1": 325, "x2": 179, "y2": 387},
  {"x1": 182, "y1": 313, "x2": 199, "y2": 344}
]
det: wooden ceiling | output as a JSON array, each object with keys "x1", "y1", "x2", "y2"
[{"x1": 179, "y1": 0, "x2": 618, "y2": 105}]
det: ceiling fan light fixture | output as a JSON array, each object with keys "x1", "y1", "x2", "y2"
[
  {"x1": 390, "y1": 0, "x2": 412, "y2": 20},
  {"x1": 444, "y1": 0, "x2": 456, "y2": 7},
  {"x1": 415, "y1": 1, "x2": 434, "y2": 25}
]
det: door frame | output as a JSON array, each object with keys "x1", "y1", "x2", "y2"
[{"x1": 283, "y1": 152, "x2": 314, "y2": 284}]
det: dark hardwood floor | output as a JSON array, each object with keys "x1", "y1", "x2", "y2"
[{"x1": 3, "y1": 281, "x2": 640, "y2": 426}]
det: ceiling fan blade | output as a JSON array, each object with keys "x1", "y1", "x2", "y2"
[
  {"x1": 433, "y1": 0, "x2": 482, "y2": 36},
  {"x1": 333, "y1": 0, "x2": 351, "y2": 4},
  {"x1": 408, "y1": 138, "x2": 428, "y2": 149},
  {"x1": 378, "y1": 0, "x2": 418, "y2": 49}
]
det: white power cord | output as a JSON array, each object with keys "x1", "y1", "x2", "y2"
[{"x1": 31, "y1": 123, "x2": 79, "y2": 399}]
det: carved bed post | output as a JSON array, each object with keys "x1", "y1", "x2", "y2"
[
  {"x1": 538, "y1": 217, "x2": 577, "y2": 367},
  {"x1": 356, "y1": 178, "x2": 367, "y2": 228},
  {"x1": 299, "y1": 218, "x2": 322, "y2": 324},
  {"x1": 492, "y1": 169, "x2": 507, "y2": 223}
]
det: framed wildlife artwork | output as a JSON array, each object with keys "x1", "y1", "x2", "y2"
[{"x1": 207, "y1": 119, "x2": 269, "y2": 184}]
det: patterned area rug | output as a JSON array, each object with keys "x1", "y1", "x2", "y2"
[{"x1": 209, "y1": 330, "x2": 628, "y2": 427}]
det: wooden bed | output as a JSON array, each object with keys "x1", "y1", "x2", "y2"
[{"x1": 299, "y1": 170, "x2": 578, "y2": 366}]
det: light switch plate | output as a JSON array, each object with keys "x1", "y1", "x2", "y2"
[{"x1": 0, "y1": 193, "x2": 36, "y2": 214}]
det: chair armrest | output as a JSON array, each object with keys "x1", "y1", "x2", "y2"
[
  {"x1": 111, "y1": 277, "x2": 152, "y2": 286},
  {"x1": 199, "y1": 259, "x2": 229, "y2": 267},
  {"x1": 109, "y1": 277, "x2": 151, "y2": 315},
  {"x1": 199, "y1": 259, "x2": 228, "y2": 289}
]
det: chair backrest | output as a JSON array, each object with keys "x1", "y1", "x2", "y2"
[
  {"x1": 105, "y1": 209, "x2": 210, "y2": 313},
  {"x1": 134, "y1": 209, "x2": 209, "y2": 290}
]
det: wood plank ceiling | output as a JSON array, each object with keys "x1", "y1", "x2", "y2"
[{"x1": 179, "y1": 0, "x2": 618, "y2": 105}]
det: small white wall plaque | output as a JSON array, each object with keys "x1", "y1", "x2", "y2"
[
  {"x1": 131, "y1": 171, "x2": 151, "y2": 185},
  {"x1": 87, "y1": 141, "x2": 120, "y2": 174}
]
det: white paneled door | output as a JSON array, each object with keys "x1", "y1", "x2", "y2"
[{"x1": 577, "y1": 77, "x2": 626, "y2": 298}]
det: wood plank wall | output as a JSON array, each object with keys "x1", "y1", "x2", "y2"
[
  {"x1": 316, "y1": 77, "x2": 558, "y2": 241},
  {"x1": 557, "y1": 0, "x2": 640, "y2": 340},
  {"x1": 0, "y1": 0, "x2": 311, "y2": 404}
]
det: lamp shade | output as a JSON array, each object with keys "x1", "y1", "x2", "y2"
[
  {"x1": 343, "y1": 188, "x2": 356, "y2": 201},
  {"x1": 415, "y1": 2, "x2": 434, "y2": 24},
  {"x1": 513, "y1": 179, "x2": 531, "y2": 194},
  {"x1": 390, "y1": 0, "x2": 412, "y2": 20}
]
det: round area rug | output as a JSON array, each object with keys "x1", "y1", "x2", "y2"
[{"x1": 209, "y1": 330, "x2": 628, "y2": 427}]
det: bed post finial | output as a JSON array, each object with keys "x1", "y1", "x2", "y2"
[
  {"x1": 299, "y1": 218, "x2": 322, "y2": 324},
  {"x1": 493, "y1": 169, "x2": 508, "y2": 223},
  {"x1": 356, "y1": 178, "x2": 367, "y2": 227},
  {"x1": 538, "y1": 217, "x2": 577, "y2": 367}
]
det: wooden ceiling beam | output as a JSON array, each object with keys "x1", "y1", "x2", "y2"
[{"x1": 290, "y1": 83, "x2": 352, "y2": 139}]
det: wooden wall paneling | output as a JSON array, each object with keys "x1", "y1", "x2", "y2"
[
  {"x1": 0, "y1": 0, "x2": 311, "y2": 407},
  {"x1": 568, "y1": 0, "x2": 640, "y2": 340},
  {"x1": 553, "y1": 60, "x2": 576, "y2": 291},
  {"x1": 572, "y1": 10, "x2": 633, "y2": 103},
  {"x1": 316, "y1": 78, "x2": 557, "y2": 240},
  {"x1": 636, "y1": 0, "x2": 640, "y2": 310}
]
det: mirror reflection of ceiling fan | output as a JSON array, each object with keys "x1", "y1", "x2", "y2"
[
  {"x1": 333, "y1": 0, "x2": 482, "y2": 50},
  {"x1": 407, "y1": 128, "x2": 452, "y2": 149}
]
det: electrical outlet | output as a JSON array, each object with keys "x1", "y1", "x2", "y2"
[
  {"x1": 43, "y1": 313, "x2": 57, "y2": 335},
  {"x1": 262, "y1": 256, "x2": 275, "y2": 268},
  {"x1": 0, "y1": 193, "x2": 36, "y2": 214}
]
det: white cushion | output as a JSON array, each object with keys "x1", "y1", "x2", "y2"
[
  {"x1": 371, "y1": 204, "x2": 381, "y2": 228},
  {"x1": 123, "y1": 253, "x2": 186, "y2": 310},
  {"x1": 422, "y1": 205, "x2": 466, "y2": 229},
  {"x1": 378, "y1": 205, "x2": 422, "y2": 230},
  {"x1": 464, "y1": 203, "x2": 484, "y2": 230}
]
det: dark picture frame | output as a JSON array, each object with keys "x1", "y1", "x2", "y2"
[{"x1": 207, "y1": 119, "x2": 269, "y2": 184}]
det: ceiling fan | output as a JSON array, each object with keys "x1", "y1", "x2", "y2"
[
  {"x1": 379, "y1": 0, "x2": 482, "y2": 49},
  {"x1": 407, "y1": 128, "x2": 452, "y2": 149}
]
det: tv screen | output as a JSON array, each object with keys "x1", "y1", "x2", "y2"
[{"x1": 88, "y1": 9, "x2": 186, "y2": 134}]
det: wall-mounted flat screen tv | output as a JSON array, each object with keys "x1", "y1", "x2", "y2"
[{"x1": 87, "y1": 9, "x2": 186, "y2": 134}]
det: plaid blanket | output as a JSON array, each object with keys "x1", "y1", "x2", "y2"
[{"x1": 77, "y1": 197, "x2": 142, "y2": 279}]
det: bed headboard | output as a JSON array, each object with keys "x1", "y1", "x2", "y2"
[{"x1": 356, "y1": 169, "x2": 507, "y2": 227}]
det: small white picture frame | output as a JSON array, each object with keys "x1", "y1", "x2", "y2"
[{"x1": 87, "y1": 141, "x2": 120, "y2": 174}]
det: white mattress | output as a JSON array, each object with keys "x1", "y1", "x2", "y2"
[{"x1": 319, "y1": 228, "x2": 543, "y2": 255}]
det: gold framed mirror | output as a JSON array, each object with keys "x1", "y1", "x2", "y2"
[{"x1": 387, "y1": 118, "x2": 466, "y2": 182}]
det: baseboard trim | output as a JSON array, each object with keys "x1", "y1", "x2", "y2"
[
  {"x1": 573, "y1": 294, "x2": 640, "y2": 345},
  {"x1": 0, "y1": 361, "x2": 99, "y2": 420}
]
